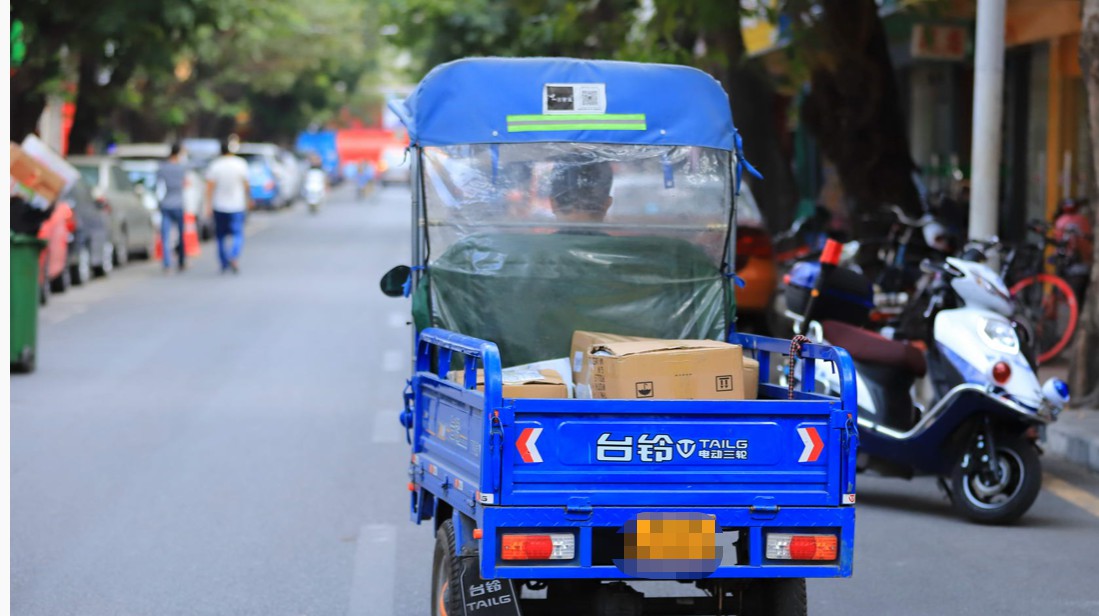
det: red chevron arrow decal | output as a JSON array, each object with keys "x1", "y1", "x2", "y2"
[
  {"x1": 797, "y1": 426, "x2": 824, "y2": 463},
  {"x1": 516, "y1": 427, "x2": 543, "y2": 463}
]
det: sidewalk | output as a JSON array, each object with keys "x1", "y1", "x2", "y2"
[{"x1": 1040, "y1": 362, "x2": 1099, "y2": 474}]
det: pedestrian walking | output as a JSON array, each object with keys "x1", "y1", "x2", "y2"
[
  {"x1": 156, "y1": 143, "x2": 188, "y2": 272},
  {"x1": 204, "y1": 140, "x2": 252, "y2": 274}
]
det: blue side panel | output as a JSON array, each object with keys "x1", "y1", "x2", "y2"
[{"x1": 500, "y1": 398, "x2": 845, "y2": 507}]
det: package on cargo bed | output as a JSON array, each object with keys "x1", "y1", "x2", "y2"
[
  {"x1": 743, "y1": 357, "x2": 759, "y2": 400},
  {"x1": 570, "y1": 331, "x2": 653, "y2": 398},
  {"x1": 588, "y1": 339, "x2": 745, "y2": 400},
  {"x1": 449, "y1": 367, "x2": 569, "y2": 399}
]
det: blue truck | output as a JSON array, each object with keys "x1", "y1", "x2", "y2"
[{"x1": 382, "y1": 58, "x2": 859, "y2": 615}]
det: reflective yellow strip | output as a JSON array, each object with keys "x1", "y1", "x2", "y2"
[{"x1": 506, "y1": 113, "x2": 647, "y2": 132}]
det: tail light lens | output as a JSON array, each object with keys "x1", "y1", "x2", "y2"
[
  {"x1": 737, "y1": 227, "x2": 775, "y2": 260},
  {"x1": 765, "y1": 533, "x2": 838, "y2": 561},
  {"x1": 61, "y1": 203, "x2": 77, "y2": 233},
  {"x1": 992, "y1": 361, "x2": 1012, "y2": 385},
  {"x1": 500, "y1": 533, "x2": 575, "y2": 561}
]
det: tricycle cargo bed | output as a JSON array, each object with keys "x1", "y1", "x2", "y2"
[
  {"x1": 408, "y1": 329, "x2": 859, "y2": 513},
  {"x1": 500, "y1": 398, "x2": 848, "y2": 507}
]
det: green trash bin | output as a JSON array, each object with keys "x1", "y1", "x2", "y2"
[{"x1": 11, "y1": 231, "x2": 46, "y2": 373}]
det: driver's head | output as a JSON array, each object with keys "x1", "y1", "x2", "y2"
[{"x1": 549, "y1": 161, "x2": 613, "y2": 222}]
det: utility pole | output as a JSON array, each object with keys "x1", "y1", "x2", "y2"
[{"x1": 968, "y1": 0, "x2": 1006, "y2": 241}]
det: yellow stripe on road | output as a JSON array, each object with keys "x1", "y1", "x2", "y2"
[{"x1": 1044, "y1": 473, "x2": 1099, "y2": 518}]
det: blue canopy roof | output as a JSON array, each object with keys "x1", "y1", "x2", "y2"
[{"x1": 389, "y1": 57, "x2": 737, "y2": 151}]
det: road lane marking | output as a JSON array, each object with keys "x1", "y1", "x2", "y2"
[
  {"x1": 347, "y1": 524, "x2": 397, "y2": 616},
  {"x1": 1044, "y1": 473, "x2": 1099, "y2": 519},
  {"x1": 372, "y1": 411, "x2": 403, "y2": 444}
]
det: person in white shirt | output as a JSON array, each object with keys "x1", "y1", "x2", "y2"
[{"x1": 204, "y1": 141, "x2": 252, "y2": 273}]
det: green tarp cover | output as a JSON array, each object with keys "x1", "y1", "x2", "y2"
[{"x1": 413, "y1": 232, "x2": 731, "y2": 366}]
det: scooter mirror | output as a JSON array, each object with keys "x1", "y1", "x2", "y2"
[{"x1": 380, "y1": 265, "x2": 412, "y2": 298}]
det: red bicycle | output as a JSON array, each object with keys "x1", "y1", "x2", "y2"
[{"x1": 998, "y1": 221, "x2": 1083, "y2": 365}]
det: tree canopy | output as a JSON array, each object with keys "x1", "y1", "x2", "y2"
[{"x1": 11, "y1": 0, "x2": 380, "y2": 147}]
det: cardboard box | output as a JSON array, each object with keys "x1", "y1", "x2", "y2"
[
  {"x1": 570, "y1": 331, "x2": 654, "y2": 398},
  {"x1": 589, "y1": 339, "x2": 746, "y2": 400},
  {"x1": 451, "y1": 368, "x2": 569, "y2": 399},
  {"x1": 10, "y1": 142, "x2": 67, "y2": 203},
  {"x1": 743, "y1": 357, "x2": 760, "y2": 400}
]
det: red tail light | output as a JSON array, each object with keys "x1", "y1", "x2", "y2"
[
  {"x1": 737, "y1": 227, "x2": 774, "y2": 260},
  {"x1": 820, "y1": 239, "x2": 843, "y2": 265},
  {"x1": 61, "y1": 203, "x2": 77, "y2": 233},
  {"x1": 992, "y1": 361, "x2": 1011, "y2": 385}
]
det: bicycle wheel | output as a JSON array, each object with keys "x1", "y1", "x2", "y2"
[{"x1": 1010, "y1": 273, "x2": 1079, "y2": 364}]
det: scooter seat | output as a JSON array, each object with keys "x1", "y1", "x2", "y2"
[{"x1": 821, "y1": 320, "x2": 927, "y2": 377}]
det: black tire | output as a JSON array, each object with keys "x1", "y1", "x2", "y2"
[
  {"x1": 71, "y1": 242, "x2": 92, "y2": 286},
  {"x1": 740, "y1": 578, "x2": 808, "y2": 616},
  {"x1": 950, "y1": 435, "x2": 1042, "y2": 525},
  {"x1": 93, "y1": 240, "x2": 114, "y2": 277},
  {"x1": 431, "y1": 520, "x2": 463, "y2": 616},
  {"x1": 50, "y1": 261, "x2": 71, "y2": 294},
  {"x1": 39, "y1": 257, "x2": 50, "y2": 306}
]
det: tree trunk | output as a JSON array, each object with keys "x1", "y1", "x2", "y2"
[
  {"x1": 800, "y1": 0, "x2": 921, "y2": 232},
  {"x1": 701, "y1": 7, "x2": 800, "y2": 234},
  {"x1": 10, "y1": 63, "x2": 53, "y2": 142},
  {"x1": 1069, "y1": 0, "x2": 1099, "y2": 407},
  {"x1": 67, "y1": 53, "x2": 139, "y2": 154}
]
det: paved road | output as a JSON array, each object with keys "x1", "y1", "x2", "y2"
[{"x1": 11, "y1": 186, "x2": 1099, "y2": 615}]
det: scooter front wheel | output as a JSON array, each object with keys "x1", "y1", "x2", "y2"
[{"x1": 950, "y1": 435, "x2": 1041, "y2": 525}]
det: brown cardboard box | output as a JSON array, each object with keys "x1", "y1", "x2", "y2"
[
  {"x1": 589, "y1": 339, "x2": 746, "y2": 400},
  {"x1": 451, "y1": 368, "x2": 569, "y2": 399},
  {"x1": 10, "y1": 142, "x2": 66, "y2": 203},
  {"x1": 571, "y1": 331, "x2": 662, "y2": 398},
  {"x1": 743, "y1": 357, "x2": 760, "y2": 400}
]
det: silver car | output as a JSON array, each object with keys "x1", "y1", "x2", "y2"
[{"x1": 69, "y1": 155, "x2": 156, "y2": 262}]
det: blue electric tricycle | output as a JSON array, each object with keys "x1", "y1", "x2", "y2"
[{"x1": 381, "y1": 58, "x2": 858, "y2": 616}]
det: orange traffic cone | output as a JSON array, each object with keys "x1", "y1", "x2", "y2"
[
  {"x1": 183, "y1": 213, "x2": 201, "y2": 257},
  {"x1": 154, "y1": 214, "x2": 201, "y2": 259}
]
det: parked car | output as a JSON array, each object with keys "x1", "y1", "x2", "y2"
[
  {"x1": 237, "y1": 143, "x2": 292, "y2": 207},
  {"x1": 69, "y1": 155, "x2": 156, "y2": 261},
  {"x1": 37, "y1": 201, "x2": 75, "y2": 299},
  {"x1": 180, "y1": 138, "x2": 221, "y2": 168},
  {"x1": 113, "y1": 145, "x2": 212, "y2": 239},
  {"x1": 246, "y1": 159, "x2": 281, "y2": 209},
  {"x1": 63, "y1": 178, "x2": 116, "y2": 285},
  {"x1": 378, "y1": 146, "x2": 411, "y2": 186}
]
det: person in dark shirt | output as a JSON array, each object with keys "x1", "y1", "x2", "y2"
[
  {"x1": 548, "y1": 160, "x2": 614, "y2": 225},
  {"x1": 156, "y1": 143, "x2": 188, "y2": 272}
]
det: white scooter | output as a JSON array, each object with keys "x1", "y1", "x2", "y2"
[
  {"x1": 304, "y1": 168, "x2": 327, "y2": 215},
  {"x1": 787, "y1": 241, "x2": 1069, "y2": 524}
]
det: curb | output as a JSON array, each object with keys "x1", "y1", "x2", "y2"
[{"x1": 1044, "y1": 421, "x2": 1099, "y2": 474}]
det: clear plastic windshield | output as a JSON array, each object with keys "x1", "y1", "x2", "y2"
[
  {"x1": 421, "y1": 144, "x2": 733, "y2": 264},
  {"x1": 413, "y1": 143, "x2": 736, "y2": 366}
]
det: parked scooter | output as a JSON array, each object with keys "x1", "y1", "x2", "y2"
[
  {"x1": 303, "y1": 166, "x2": 327, "y2": 215},
  {"x1": 787, "y1": 240, "x2": 1069, "y2": 524}
]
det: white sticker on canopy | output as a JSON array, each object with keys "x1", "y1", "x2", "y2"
[{"x1": 543, "y1": 83, "x2": 607, "y2": 114}]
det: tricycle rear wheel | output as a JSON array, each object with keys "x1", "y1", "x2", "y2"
[{"x1": 431, "y1": 519, "x2": 463, "y2": 616}]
